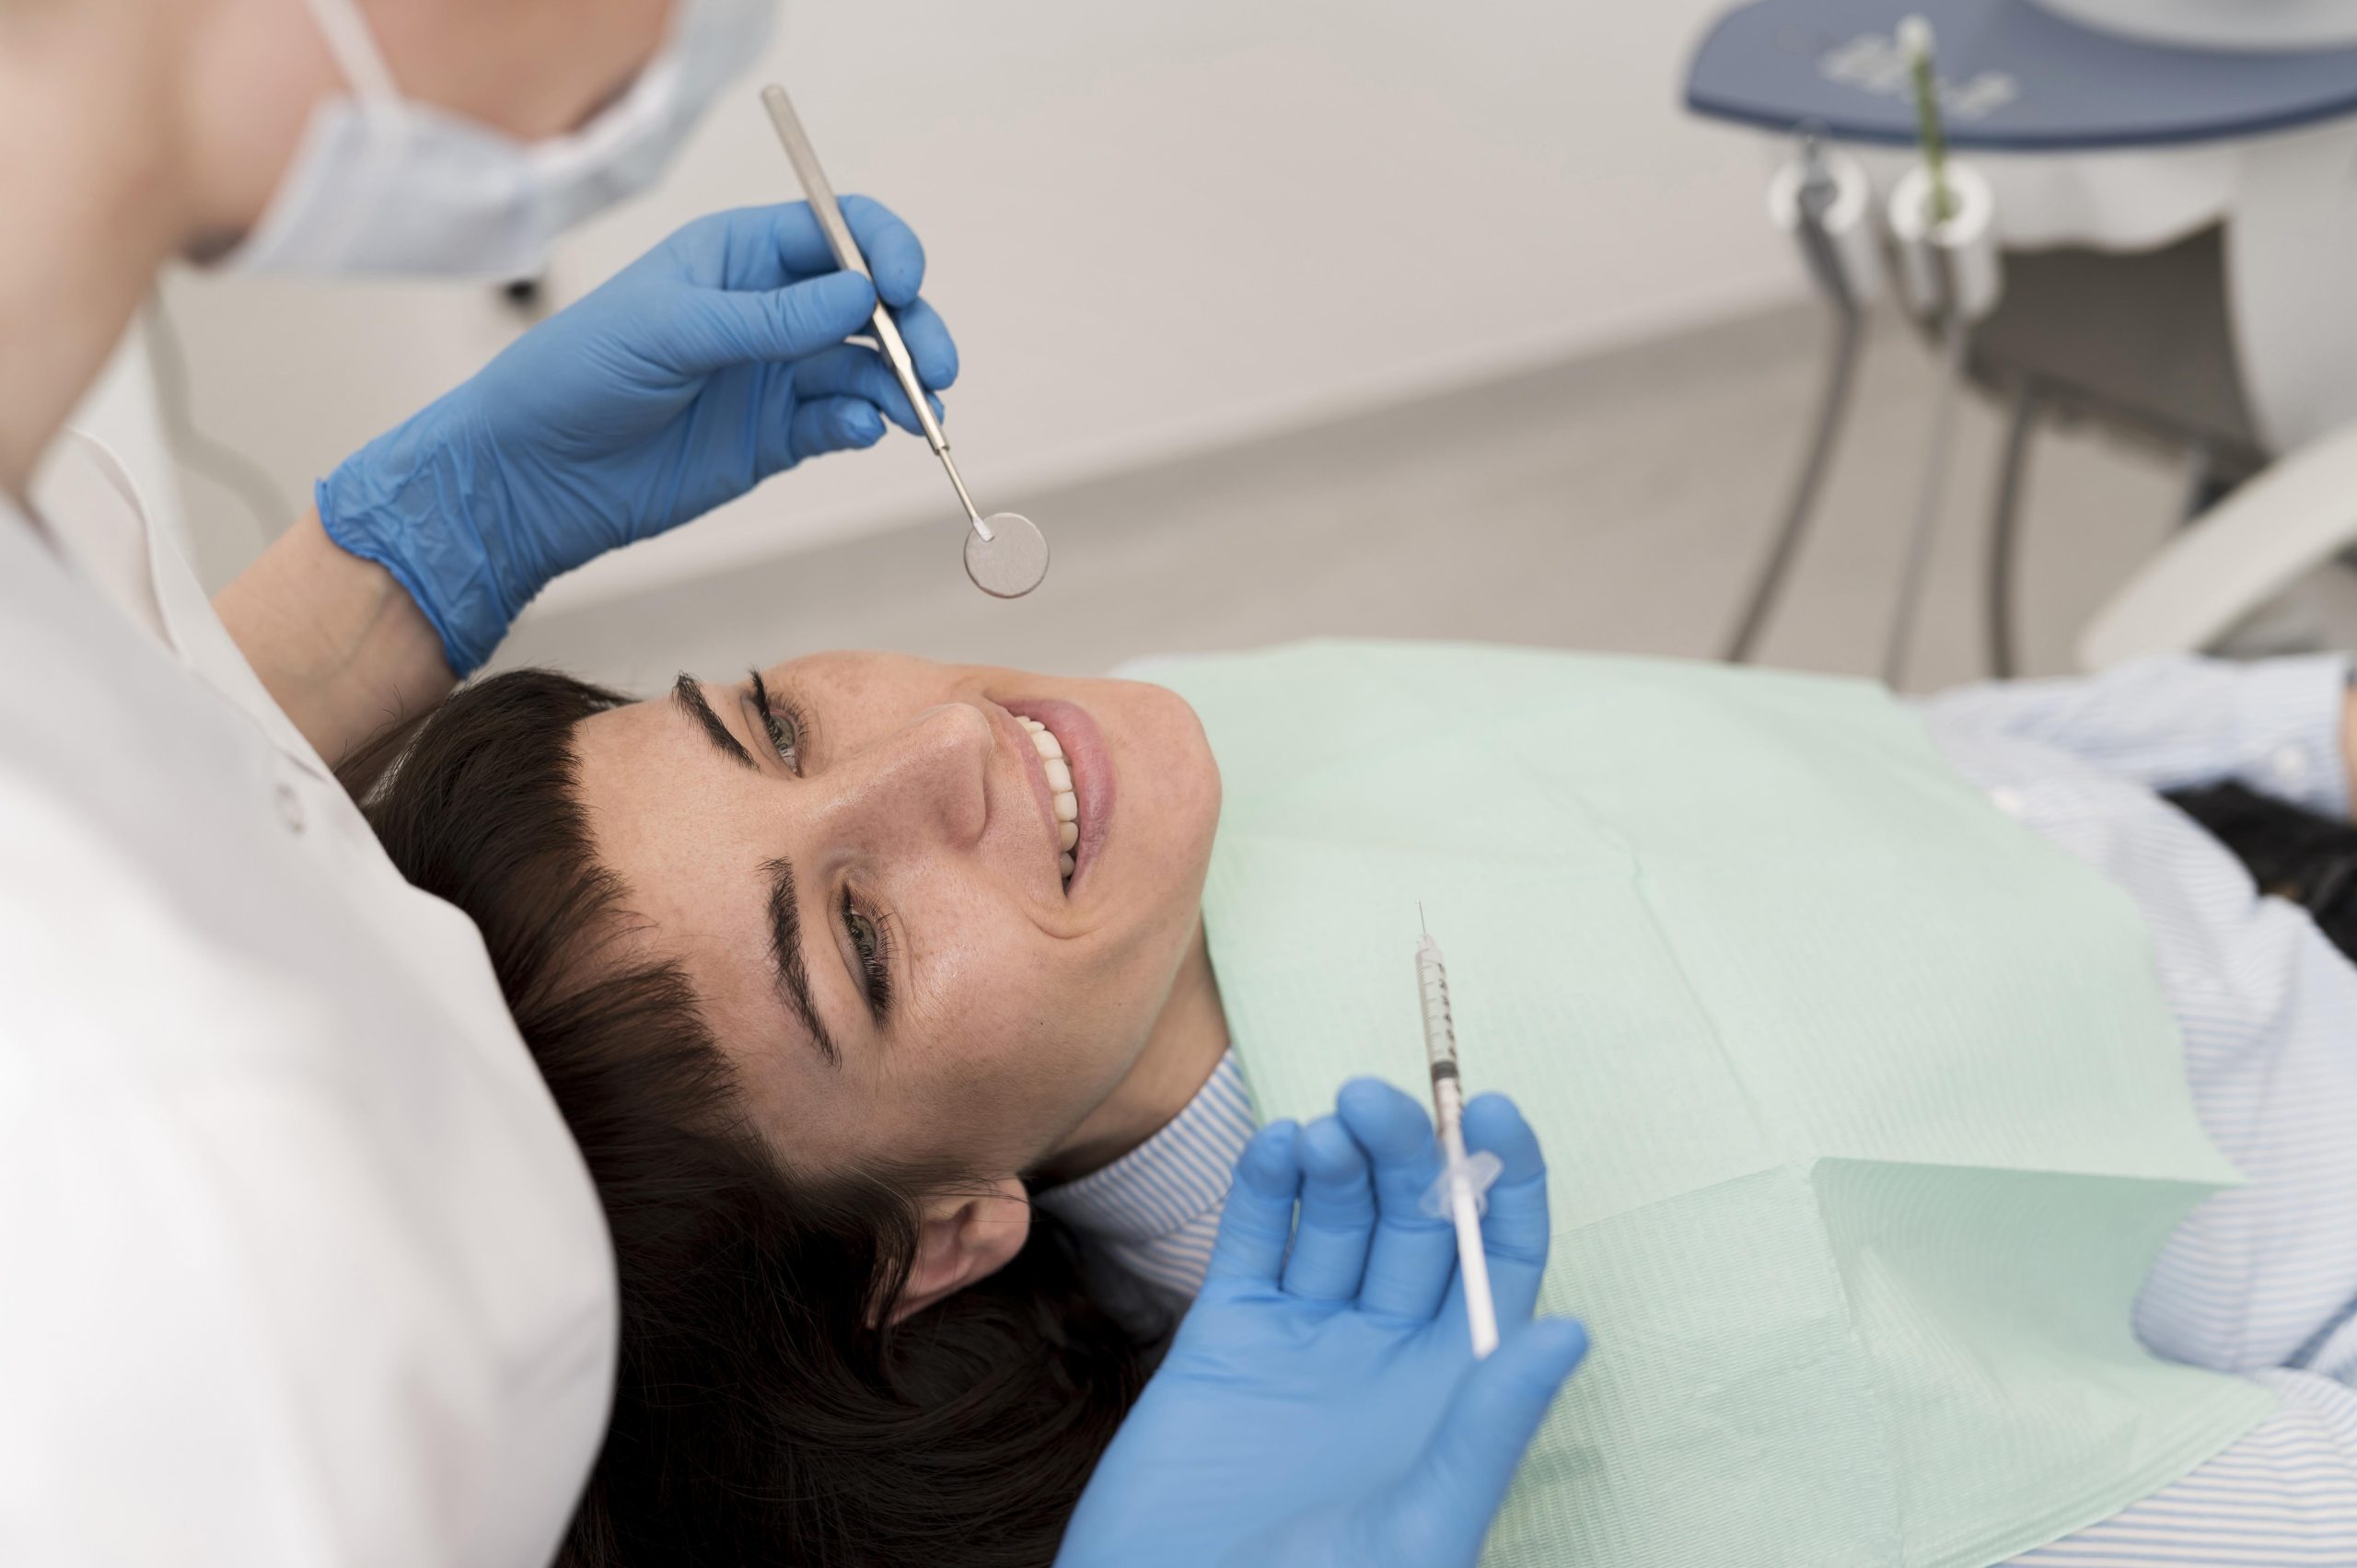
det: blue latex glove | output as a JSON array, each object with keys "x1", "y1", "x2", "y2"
[
  {"x1": 1057, "y1": 1081, "x2": 1589, "y2": 1568},
  {"x1": 319, "y1": 201, "x2": 958, "y2": 675}
]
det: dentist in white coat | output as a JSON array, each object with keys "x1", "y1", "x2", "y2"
[{"x1": 0, "y1": 2, "x2": 1586, "y2": 1564}]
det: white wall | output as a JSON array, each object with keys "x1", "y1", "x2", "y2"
[{"x1": 158, "y1": 0, "x2": 1801, "y2": 611}]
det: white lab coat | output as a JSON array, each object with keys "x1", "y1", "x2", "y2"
[{"x1": 0, "y1": 436, "x2": 617, "y2": 1566}]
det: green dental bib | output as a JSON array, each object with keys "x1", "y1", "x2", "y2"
[{"x1": 1154, "y1": 640, "x2": 2270, "y2": 1568}]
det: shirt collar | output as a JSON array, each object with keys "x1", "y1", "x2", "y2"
[{"x1": 1036, "y1": 1051, "x2": 1253, "y2": 1246}]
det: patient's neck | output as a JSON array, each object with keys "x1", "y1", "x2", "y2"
[{"x1": 1039, "y1": 923, "x2": 1229, "y2": 1184}]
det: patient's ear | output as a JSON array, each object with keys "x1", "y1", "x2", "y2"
[{"x1": 889, "y1": 1177, "x2": 1032, "y2": 1324}]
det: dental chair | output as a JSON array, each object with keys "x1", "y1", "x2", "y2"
[{"x1": 2076, "y1": 416, "x2": 2357, "y2": 669}]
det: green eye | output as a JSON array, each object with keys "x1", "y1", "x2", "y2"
[
  {"x1": 761, "y1": 706, "x2": 800, "y2": 770},
  {"x1": 842, "y1": 893, "x2": 893, "y2": 1016},
  {"x1": 749, "y1": 670, "x2": 805, "y2": 774}
]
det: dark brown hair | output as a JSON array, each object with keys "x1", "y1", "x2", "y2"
[{"x1": 357, "y1": 670, "x2": 1144, "y2": 1566}]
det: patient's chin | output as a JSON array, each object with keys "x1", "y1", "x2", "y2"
[{"x1": 1149, "y1": 685, "x2": 1222, "y2": 821}]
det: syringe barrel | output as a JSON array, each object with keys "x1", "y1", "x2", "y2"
[
  {"x1": 1417, "y1": 942, "x2": 1455, "y2": 1059},
  {"x1": 1417, "y1": 936, "x2": 1467, "y2": 1135}
]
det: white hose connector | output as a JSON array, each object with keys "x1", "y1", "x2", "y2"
[
  {"x1": 1888, "y1": 160, "x2": 2003, "y2": 323},
  {"x1": 1769, "y1": 146, "x2": 1882, "y2": 307}
]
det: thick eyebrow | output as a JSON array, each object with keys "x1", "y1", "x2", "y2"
[
  {"x1": 668, "y1": 674, "x2": 837, "y2": 1069},
  {"x1": 763, "y1": 856, "x2": 842, "y2": 1071},
  {"x1": 672, "y1": 673, "x2": 754, "y2": 771}
]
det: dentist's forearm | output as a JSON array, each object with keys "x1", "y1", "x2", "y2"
[{"x1": 216, "y1": 505, "x2": 457, "y2": 779}]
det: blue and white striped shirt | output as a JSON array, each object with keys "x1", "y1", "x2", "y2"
[{"x1": 1039, "y1": 654, "x2": 2357, "y2": 1562}]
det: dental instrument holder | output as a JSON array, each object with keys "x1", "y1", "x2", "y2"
[
  {"x1": 1886, "y1": 156, "x2": 1998, "y2": 688},
  {"x1": 1880, "y1": 24, "x2": 2005, "y2": 688},
  {"x1": 1888, "y1": 162, "x2": 2002, "y2": 328},
  {"x1": 760, "y1": 85, "x2": 1050, "y2": 598},
  {"x1": 1768, "y1": 139, "x2": 1880, "y2": 309}
]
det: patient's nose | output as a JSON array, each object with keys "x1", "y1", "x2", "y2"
[{"x1": 814, "y1": 703, "x2": 993, "y2": 849}]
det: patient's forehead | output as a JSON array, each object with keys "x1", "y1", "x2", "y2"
[
  {"x1": 764, "y1": 650, "x2": 981, "y2": 696},
  {"x1": 567, "y1": 696, "x2": 843, "y2": 1135},
  {"x1": 574, "y1": 697, "x2": 690, "y2": 819},
  {"x1": 568, "y1": 699, "x2": 761, "y2": 953}
]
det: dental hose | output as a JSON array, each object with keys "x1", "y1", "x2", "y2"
[
  {"x1": 1724, "y1": 140, "x2": 1867, "y2": 666},
  {"x1": 1880, "y1": 17, "x2": 2000, "y2": 691},
  {"x1": 1723, "y1": 296, "x2": 1864, "y2": 664}
]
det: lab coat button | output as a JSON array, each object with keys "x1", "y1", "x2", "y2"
[
  {"x1": 274, "y1": 782, "x2": 307, "y2": 834},
  {"x1": 2271, "y1": 744, "x2": 2310, "y2": 789},
  {"x1": 1989, "y1": 786, "x2": 2026, "y2": 818}
]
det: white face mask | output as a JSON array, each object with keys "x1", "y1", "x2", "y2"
[{"x1": 231, "y1": 0, "x2": 777, "y2": 280}]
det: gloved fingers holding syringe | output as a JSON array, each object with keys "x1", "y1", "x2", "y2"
[
  {"x1": 1060, "y1": 1078, "x2": 1585, "y2": 1568},
  {"x1": 1453, "y1": 1090, "x2": 1558, "y2": 1327},
  {"x1": 1317, "y1": 1080, "x2": 1549, "y2": 1335},
  {"x1": 1267, "y1": 1080, "x2": 1555, "y2": 1316}
]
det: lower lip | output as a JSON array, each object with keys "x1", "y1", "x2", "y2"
[{"x1": 1005, "y1": 697, "x2": 1113, "y2": 893}]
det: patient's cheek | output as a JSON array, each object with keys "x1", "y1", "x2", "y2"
[
  {"x1": 912, "y1": 1006, "x2": 1119, "y2": 1169},
  {"x1": 900, "y1": 989, "x2": 1051, "y2": 1121}
]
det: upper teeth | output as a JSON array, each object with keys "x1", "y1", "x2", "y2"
[{"x1": 1019, "y1": 716, "x2": 1080, "y2": 882}]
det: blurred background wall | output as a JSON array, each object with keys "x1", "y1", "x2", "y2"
[{"x1": 134, "y1": 0, "x2": 1800, "y2": 609}]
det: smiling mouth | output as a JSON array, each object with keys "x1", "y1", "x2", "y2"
[{"x1": 1015, "y1": 714, "x2": 1080, "y2": 887}]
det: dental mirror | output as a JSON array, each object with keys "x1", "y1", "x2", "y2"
[
  {"x1": 763, "y1": 84, "x2": 1050, "y2": 600},
  {"x1": 965, "y1": 512, "x2": 1051, "y2": 598}
]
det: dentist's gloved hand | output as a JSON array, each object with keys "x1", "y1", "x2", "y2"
[
  {"x1": 1057, "y1": 1080, "x2": 1586, "y2": 1568},
  {"x1": 319, "y1": 201, "x2": 958, "y2": 675}
]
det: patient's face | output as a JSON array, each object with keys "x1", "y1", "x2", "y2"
[{"x1": 569, "y1": 652, "x2": 1221, "y2": 1179}]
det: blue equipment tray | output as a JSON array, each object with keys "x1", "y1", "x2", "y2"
[{"x1": 1687, "y1": 0, "x2": 2357, "y2": 150}]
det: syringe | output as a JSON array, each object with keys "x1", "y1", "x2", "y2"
[{"x1": 1417, "y1": 915, "x2": 1502, "y2": 1358}]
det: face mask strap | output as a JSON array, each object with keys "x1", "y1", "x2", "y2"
[{"x1": 296, "y1": 0, "x2": 404, "y2": 106}]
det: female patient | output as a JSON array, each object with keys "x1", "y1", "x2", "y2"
[{"x1": 364, "y1": 643, "x2": 2357, "y2": 1566}]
